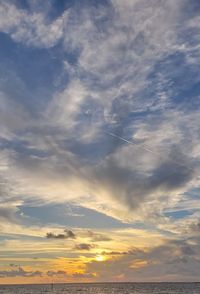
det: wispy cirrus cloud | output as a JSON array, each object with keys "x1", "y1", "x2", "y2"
[
  {"x1": 0, "y1": 0, "x2": 199, "y2": 225},
  {"x1": 0, "y1": 0, "x2": 67, "y2": 48}
]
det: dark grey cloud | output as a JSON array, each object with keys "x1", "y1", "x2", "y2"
[
  {"x1": 90, "y1": 144, "x2": 195, "y2": 214},
  {"x1": 74, "y1": 243, "x2": 95, "y2": 251},
  {"x1": 0, "y1": 207, "x2": 16, "y2": 221},
  {"x1": 188, "y1": 220, "x2": 200, "y2": 235},
  {"x1": 0, "y1": 267, "x2": 42, "y2": 277},
  {"x1": 47, "y1": 270, "x2": 67, "y2": 277},
  {"x1": 148, "y1": 147, "x2": 194, "y2": 191},
  {"x1": 46, "y1": 232, "x2": 67, "y2": 239},
  {"x1": 0, "y1": 201, "x2": 21, "y2": 223},
  {"x1": 46, "y1": 229, "x2": 76, "y2": 239},
  {"x1": 180, "y1": 244, "x2": 195, "y2": 256},
  {"x1": 101, "y1": 247, "x2": 145, "y2": 256},
  {"x1": 72, "y1": 272, "x2": 95, "y2": 279},
  {"x1": 9, "y1": 263, "x2": 18, "y2": 267},
  {"x1": 143, "y1": 239, "x2": 199, "y2": 264},
  {"x1": 85, "y1": 237, "x2": 200, "y2": 282},
  {"x1": 87, "y1": 230, "x2": 112, "y2": 242},
  {"x1": 64, "y1": 229, "x2": 76, "y2": 239}
]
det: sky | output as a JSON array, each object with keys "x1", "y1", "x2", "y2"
[{"x1": 0, "y1": 0, "x2": 200, "y2": 284}]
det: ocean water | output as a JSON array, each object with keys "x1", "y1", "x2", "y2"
[
  {"x1": 0, "y1": 283, "x2": 199, "y2": 294},
  {"x1": 0, "y1": 283, "x2": 200, "y2": 294}
]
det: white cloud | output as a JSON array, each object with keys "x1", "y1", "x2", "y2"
[
  {"x1": 0, "y1": 1, "x2": 68, "y2": 48},
  {"x1": 0, "y1": 0, "x2": 199, "y2": 229}
]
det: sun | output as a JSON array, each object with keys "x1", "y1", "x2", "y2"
[{"x1": 95, "y1": 255, "x2": 104, "y2": 262}]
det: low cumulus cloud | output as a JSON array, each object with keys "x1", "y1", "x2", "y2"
[
  {"x1": 72, "y1": 272, "x2": 96, "y2": 279},
  {"x1": 74, "y1": 243, "x2": 95, "y2": 251},
  {"x1": 101, "y1": 247, "x2": 145, "y2": 256},
  {"x1": 46, "y1": 229, "x2": 76, "y2": 239},
  {"x1": 85, "y1": 238, "x2": 200, "y2": 282},
  {"x1": 0, "y1": 267, "x2": 42, "y2": 278},
  {"x1": 47, "y1": 270, "x2": 67, "y2": 277}
]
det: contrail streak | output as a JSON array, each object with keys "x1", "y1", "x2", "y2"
[{"x1": 107, "y1": 132, "x2": 194, "y2": 172}]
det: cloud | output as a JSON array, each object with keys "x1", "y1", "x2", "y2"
[
  {"x1": 46, "y1": 229, "x2": 76, "y2": 240},
  {"x1": 101, "y1": 247, "x2": 145, "y2": 256},
  {"x1": 0, "y1": 1, "x2": 68, "y2": 48},
  {"x1": 0, "y1": 200, "x2": 23, "y2": 224},
  {"x1": 0, "y1": 267, "x2": 42, "y2": 278},
  {"x1": 0, "y1": 205, "x2": 17, "y2": 222},
  {"x1": 72, "y1": 272, "x2": 96, "y2": 279},
  {"x1": 46, "y1": 233, "x2": 67, "y2": 239},
  {"x1": 0, "y1": 0, "x2": 199, "y2": 282},
  {"x1": 64, "y1": 229, "x2": 76, "y2": 239},
  {"x1": 74, "y1": 243, "x2": 95, "y2": 251},
  {"x1": 86, "y1": 231, "x2": 112, "y2": 242},
  {"x1": 0, "y1": 0, "x2": 199, "y2": 228},
  {"x1": 9, "y1": 263, "x2": 18, "y2": 267},
  {"x1": 47, "y1": 270, "x2": 67, "y2": 277},
  {"x1": 189, "y1": 219, "x2": 200, "y2": 234},
  {"x1": 85, "y1": 238, "x2": 200, "y2": 282}
]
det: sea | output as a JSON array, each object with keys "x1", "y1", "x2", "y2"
[{"x1": 0, "y1": 283, "x2": 199, "y2": 294}]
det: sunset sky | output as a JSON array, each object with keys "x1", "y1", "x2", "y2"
[{"x1": 0, "y1": 0, "x2": 200, "y2": 284}]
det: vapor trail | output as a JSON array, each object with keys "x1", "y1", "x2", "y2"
[{"x1": 107, "y1": 132, "x2": 193, "y2": 172}]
